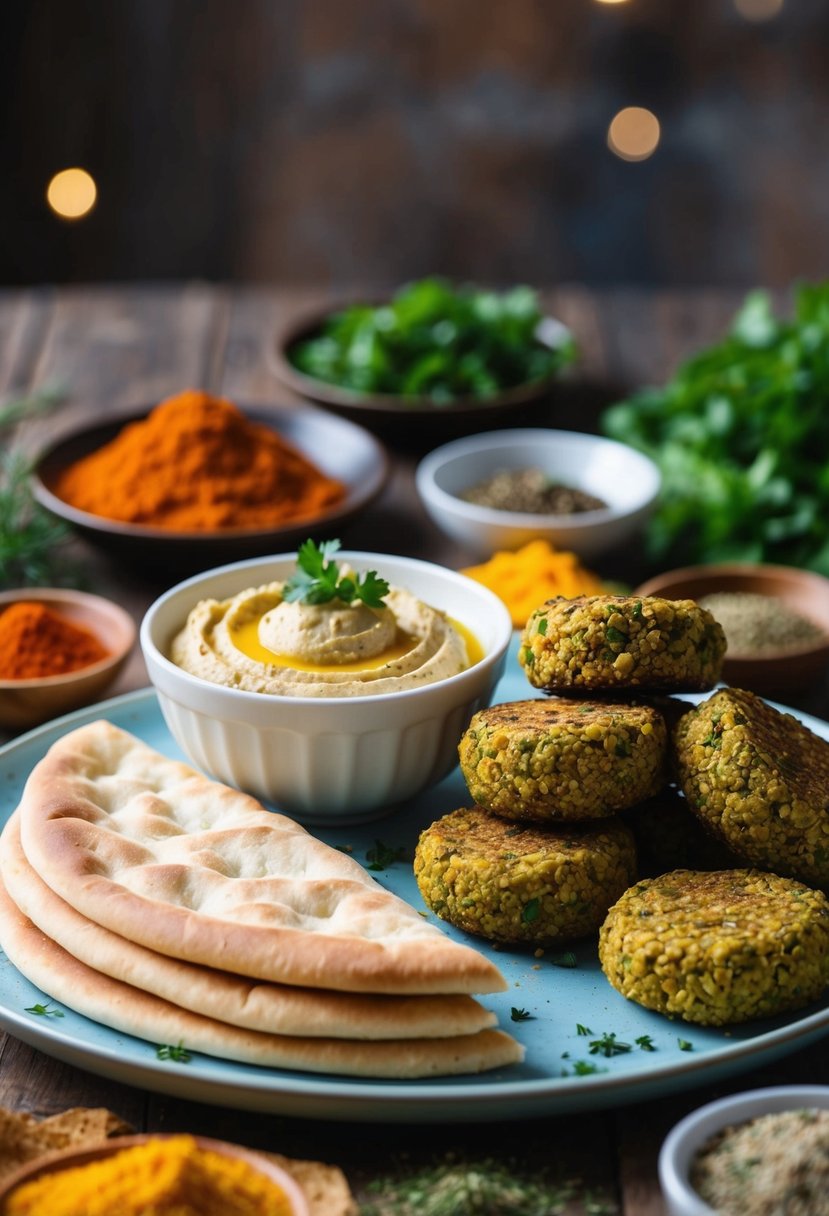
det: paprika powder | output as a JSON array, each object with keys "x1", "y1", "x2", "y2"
[
  {"x1": 51, "y1": 390, "x2": 346, "y2": 530},
  {"x1": 0, "y1": 602, "x2": 109, "y2": 680}
]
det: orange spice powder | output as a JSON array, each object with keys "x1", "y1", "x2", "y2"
[
  {"x1": 51, "y1": 390, "x2": 346, "y2": 530},
  {"x1": 0, "y1": 602, "x2": 109, "y2": 680}
]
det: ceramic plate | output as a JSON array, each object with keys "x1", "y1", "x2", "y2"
[{"x1": 1, "y1": 651, "x2": 828, "y2": 1122}]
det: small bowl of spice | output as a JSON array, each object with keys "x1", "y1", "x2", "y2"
[
  {"x1": 636, "y1": 563, "x2": 829, "y2": 696},
  {"x1": 659, "y1": 1085, "x2": 829, "y2": 1216},
  {"x1": 415, "y1": 428, "x2": 661, "y2": 560},
  {"x1": 0, "y1": 1132, "x2": 309, "y2": 1215},
  {"x1": 0, "y1": 588, "x2": 136, "y2": 729}
]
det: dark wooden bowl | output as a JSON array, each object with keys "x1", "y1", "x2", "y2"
[{"x1": 32, "y1": 403, "x2": 389, "y2": 577}]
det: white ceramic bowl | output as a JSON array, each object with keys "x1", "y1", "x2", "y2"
[
  {"x1": 415, "y1": 428, "x2": 661, "y2": 559},
  {"x1": 141, "y1": 551, "x2": 512, "y2": 823},
  {"x1": 659, "y1": 1085, "x2": 829, "y2": 1216}
]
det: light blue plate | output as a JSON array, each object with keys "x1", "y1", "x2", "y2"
[{"x1": 1, "y1": 649, "x2": 828, "y2": 1122}]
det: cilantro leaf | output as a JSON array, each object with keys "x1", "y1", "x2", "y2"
[{"x1": 282, "y1": 540, "x2": 389, "y2": 608}]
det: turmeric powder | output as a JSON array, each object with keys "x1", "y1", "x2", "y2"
[
  {"x1": 51, "y1": 390, "x2": 345, "y2": 530},
  {"x1": 2, "y1": 1134, "x2": 295, "y2": 1216},
  {"x1": 461, "y1": 539, "x2": 605, "y2": 628},
  {"x1": 0, "y1": 602, "x2": 109, "y2": 680}
]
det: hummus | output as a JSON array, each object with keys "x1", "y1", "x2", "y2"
[{"x1": 170, "y1": 580, "x2": 474, "y2": 697}]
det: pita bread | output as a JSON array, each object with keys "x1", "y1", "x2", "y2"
[
  {"x1": 18, "y1": 721, "x2": 505, "y2": 995},
  {"x1": 0, "y1": 811, "x2": 495, "y2": 1041},
  {"x1": 0, "y1": 877, "x2": 523, "y2": 1079}
]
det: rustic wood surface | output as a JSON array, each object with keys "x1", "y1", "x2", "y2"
[{"x1": 0, "y1": 283, "x2": 827, "y2": 1213}]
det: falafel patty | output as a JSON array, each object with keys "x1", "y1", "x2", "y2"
[
  {"x1": 621, "y1": 784, "x2": 741, "y2": 878},
  {"x1": 519, "y1": 595, "x2": 726, "y2": 694},
  {"x1": 414, "y1": 806, "x2": 637, "y2": 945},
  {"x1": 458, "y1": 698, "x2": 667, "y2": 821},
  {"x1": 674, "y1": 687, "x2": 829, "y2": 887},
  {"x1": 599, "y1": 869, "x2": 829, "y2": 1026}
]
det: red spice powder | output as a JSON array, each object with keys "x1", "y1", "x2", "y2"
[{"x1": 0, "y1": 602, "x2": 110, "y2": 679}]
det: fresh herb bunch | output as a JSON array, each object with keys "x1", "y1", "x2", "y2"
[
  {"x1": 289, "y1": 278, "x2": 576, "y2": 405},
  {"x1": 283, "y1": 539, "x2": 389, "y2": 608},
  {"x1": 602, "y1": 283, "x2": 829, "y2": 574}
]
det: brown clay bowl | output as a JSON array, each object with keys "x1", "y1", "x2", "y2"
[
  {"x1": 0, "y1": 589, "x2": 136, "y2": 729},
  {"x1": 31, "y1": 403, "x2": 389, "y2": 576},
  {"x1": 0, "y1": 1132, "x2": 309, "y2": 1214},
  {"x1": 270, "y1": 300, "x2": 575, "y2": 443},
  {"x1": 635, "y1": 563, "x2": 829, "y2": 697}
]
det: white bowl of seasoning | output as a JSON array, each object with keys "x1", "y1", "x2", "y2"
[
  {"x1": 141, "y1": 549, "x2": 512, "y2": 823},
  {"x1": 659, "y1": 1085, "x2": 829, "y2": 1216},
  {"x1": 415, "y1": 428, "x2": 661, "y2": 560}
]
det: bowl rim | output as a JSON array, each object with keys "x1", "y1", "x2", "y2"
[
  {"x1": 0, "y1": 1131, "x2": 310, "y2": 1213},
  {"x1": 270, "y1": 297, "x2": 574, "y2": 414},
  {"x1": 31, "y1": 402, "x2": 390, "y2": 542},
  {"x1": 140, "y1": 549, "x2": 514, "y2": 707},
  {"x1": 0, "y1": 588, "x2": 136, "y2": 688},
  {"x1": 415, "y1": 427, "x2": 662, "y2": 526},
  {"x1": 635, "y1": 561, "x2": 829, "y2": 661},
  {"x1": 658, "y1": 1084, "x2": 829, "y2": 1216}
]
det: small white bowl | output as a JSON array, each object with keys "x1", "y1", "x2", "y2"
[
  {"x1": 659, "y1": 1085, "x2": 829, "y2": 1216},
  {"x1": 416, "y1": 428, "x2": 661, "y2": 559},
  {"x1": 140, "y1": 551, "x2": 512, "y2": 823}
]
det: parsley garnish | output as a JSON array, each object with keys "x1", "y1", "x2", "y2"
[
  {"x1": 576, "y1": 1023, "x2": 592, "y2": 1036},
  {"x1": 510, "y1": 1007, "x2": 532, "y2": 1022},
  {"x1": 522, "y1": 898, "x2": 541, "y2": 924},
  {"x1": 677, "y1": 1037, "x2": 694, "y2": 1052},
  {"x1": 25, "y1": 1002, "x2": 63, "y2": 1018},
  {"x1": 366, "y1": 839, "x2": 407, "y2": 871},
  {"x1": 156, "y1": 1042, "x2": 192, "y2": 1063},
  {"x1": 635, "y1": 1034, "x2": 657, "y2": 1052},
  {"x1": 282, "y1": 539, "x2": 389, "y2": 608},
  {"x1": 588, "y1": 1032, "x2": 632, "y2": 1058},
  {"x1": 562, "y1": 1060, "x2": 605, "y2": 1077},
  {"x1": 549, "y1": 951, "x2": 577, "y2": 969}
]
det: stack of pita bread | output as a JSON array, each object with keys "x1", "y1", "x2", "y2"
[{"x1": 0, "y1": 721, "x2": 522, "y2": 1079}]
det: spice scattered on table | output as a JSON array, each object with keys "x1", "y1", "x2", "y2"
[
  {"x1": 461, "y1": 540, "x2": 605, "y2": 628},
  {"x1": 697, "y1": 590, "x2": 826, "y2": 655},
  {"x1": 51, "y1": 389, "x2": 345, "y2": 530},
  {"x1": 460, "y1": 468, "x2": 606, "y2": 515},
  {"x1": 690, "y1": 1108, "x2": 829, "y2": 1216},
  {"x1": 0, "y1": 602, "x2": 108, "y2": 679}
]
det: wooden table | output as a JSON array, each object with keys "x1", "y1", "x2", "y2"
[{"x1": 0, "y1": 283, "x2": 827, "y2": 1213}]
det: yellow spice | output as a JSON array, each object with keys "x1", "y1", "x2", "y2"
[
  {"x1": 461, "y1": 540, "x2": 604, "y2": 628},
  {"x1": 4, "y1": 1134, "x2": 293, "y2": 1216}
]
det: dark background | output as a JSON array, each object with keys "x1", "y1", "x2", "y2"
[{"x1": 3, "y1": 0, "x2": 828, "y2": 288}]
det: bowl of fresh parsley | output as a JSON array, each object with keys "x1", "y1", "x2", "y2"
[{"x1": 271, "y1": 279, "x2": 576, "y2": 437}]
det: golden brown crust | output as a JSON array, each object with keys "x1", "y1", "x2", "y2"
[
  {"x1": 17, "y1": 722, "x2": 506, "y2": 996},
  {"x1": 0, "y1": 875, "x2": 523, "y2": 1079},
  {"x1": 0, "y1": 812, "x2": 495, "y2": 1041}
]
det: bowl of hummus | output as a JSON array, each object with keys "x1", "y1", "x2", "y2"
[{"x1": 141, "y1": 546, "x2": 512, "y2": 822}]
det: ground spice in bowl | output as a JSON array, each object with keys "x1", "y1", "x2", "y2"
[
  {"x1": 690, "y1": 1108, "x2": 829, "y2": 1216},
  {"x1": 0, "y1": 602, "x2": 109, "y2": 680},
  {"x1": 50, "y1": 390, "x2": 345, "y2": 530},
  {"x1": 697, "y1": 590, "x2": 827, "y2": 655},
  {"x1": 459, "y1": 467, "x2": 607, "y2": 515}
]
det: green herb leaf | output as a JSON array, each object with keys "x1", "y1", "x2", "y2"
[
  {"x1": 549, "y1": 950, "x2": 577, "y2": 969},
  {"x1": 510, "y1": 1007, "x2": 533, "y2": 1022},
  {"x1": 635, "y1": 1034, "x2": 657, "y2": 1052},
  {"x1": 25, "y1": 1002, "x2": 63, "y2": 1018},
  {"x1": 576, "y1": 1023, "x2": 592, "y2": 1036},
  {"x1": 677, "y1": 1037, "x2": 694, "y2": 1052},
  {"x1": 156, "y1": 1042, "x2": 192, "y2": 1062},
  {"x1": 283, "y1": 539, "x2": 389, "y2": 608},
  {"x1": 588, "y1": 1032, "x2": 632, "y2": 1058},
  {"x1": 522, "y1": 898, "x2": 541, "y2": 924},
  {"x1": 365, "y1": 839, "x2": 407, "y2": 871}
]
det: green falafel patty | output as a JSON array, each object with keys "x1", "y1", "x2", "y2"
[
  {"x1": 599, "y1": 869, "x2": 829, "y2": 1026},
  {"x1": 621, "y1": 784, "x2": 741, "y2": 877},
  {"x1": 520, "y1": 595, "x2": 726, "y2": 694},
  {"x1": 459, "y1": 698, "x2": 667, "y2": 821},
  {"x1": 674, "y1": 687, "x2": 829, "y2": 887},
  {"x1": 414, "y1": 806, "x2": 637, "y2": 945}
]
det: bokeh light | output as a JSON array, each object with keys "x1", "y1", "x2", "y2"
[
  {"x1": 46, "y1": 168, "x2": 97, "y2": 220},
  {"x1": 607, "y1": 107, "x2": 661, "y2": 162},
  {"x1": 734, "y1": 0, "x2": 784, "y2": 20},
  {"x1": 594, "y1": 1, "x2": 631, "y2": 5}
]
